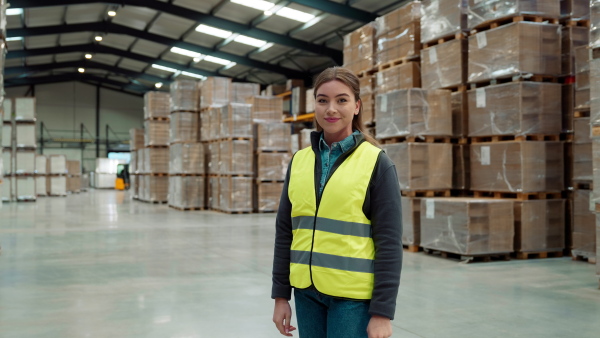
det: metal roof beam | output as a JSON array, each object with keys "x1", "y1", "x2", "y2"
[
  {"x1": 4, "y1": 73, "x2": 150, "y2": 94},
  {"x1": 286, "y1": 0, "x2": 376, "y2": 22},
  {"x1": 9, "y1": 0, "x2": 342, "y2": 63}
]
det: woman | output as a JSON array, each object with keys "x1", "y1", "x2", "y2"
[{"x1": 271, "y1": 67, "x2": 403, "y2": 338}]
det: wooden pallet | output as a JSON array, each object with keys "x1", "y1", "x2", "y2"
[
  {"x1": 170, "y1": 110, "x2": 199, "y2": 114},
  {"x1": 377, "y1": 56, "x2": 420, "y2": 72},
  {"x1": 561, "y1": 19, "x2": 590, "y2": 28},
  {"x1": 513, "y1": 251, "x2": 563, "y2": 260},
  {"x1": 169, "y1": 173, "x2": 206, "y2": 177},
  {"x1": 169, "y1": 205, "x2": 205, "y2": 211},
  {"x1": 145, "y1": 145, "x2": 169, "y2": 148},
  {"x1": 255, "y1": 149, "x2": 291, "y2": 153},
  {"x1": 217, "y1": 210, "x2": 253, "y2": 214},
  {"x1": 470, "y1": 15, "x2": 560, "y2": 34},
  {"x1": 47, "y1": 194, "x2": 67, "y2": 197},
  {"x1": 137, "y1": 200, "x2": 168, "y2": 204},
  {"x1": 591, "y1": 125, "x2": 600, "y2": 138},
  {"x1": 423, "y1": 248, "x2": 511, "y2": 263},
  {"x1": 401, "y1": 190, "x2": 452, "y2": 198},
  {"x1": 16, "y1": 199, "x2": 37, "y2": 202},
  {"x1": 145, "y1": 116, "x2": 170, "y2": 121},
  {"x1": 256, "y1": 179, "x2": 285, "y2": 184},
  {"x1": 470, "y1": 134, "x2": 561, "y2": 143},
  {"x1": 356, "y1": 68, "x2": 377, "y2": 78},
  {"x1": 257, "y1": 210, "x2": 277, "y2": 214},
  {"x1": 573, "y1": 110, "x2": 590, "y2": 118},
  {"x1": 403, "y1": 244, "x2": 421, "y2": 253},
  {"x1": 472, "y1": 191, "x2": 563, "y2": 200},
  {"x1": 422, "y1": 31, "x2": 467, "y2": 49},
  {"x1": 561, "y1": 133, "x2": 574, "y2": 142},
  {"x1": 469, "y1": 74, "x2": 560, "y2": 89},
  {"x1": 146, "y1": 173, "x2": 169, "y2": 177},
  {"x1": 379, "y1": 135, "x2": 457, "y2": 144},
  {"x1": 572, "y1": 180, "x2": 593, "y2": 191},
  {"x1": 571, "y1": 254, "x2": 597, "y2": 264}
]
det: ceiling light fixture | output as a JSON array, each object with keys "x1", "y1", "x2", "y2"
[
  {"x1": 195, "y1": 24, "x2": 232, "y2": 39},
  {"x1": 95, "y1": 36, "x2": 103, "y2": 42},
  {"x1": 276, "y1": 7, "x2": 315, "y2": 23},
  {"x1": 78, "y1": 68, "x2": 85, "y2": 73},
  {"x1": 234, "y1": 35, "x2": 267, "y2": 48},
  {"x1": 6, "y1": 37, "x2": 23, "y2": 41},
  {"x1": 264, "y1": 11, "x2": 273, "y2": 16},
  {"x1": 6, "y1": 8, "x2": 23, "y2": 16},
  {"x1": 152, "y1": 64, "x2": 178, "y2": 72},
  {"x1": 181, "y1": 72, "x2": 207, "y2": 80},
  {"x1": 155, "y1": 83, "x2": 163, "y2": 88},
  {"x1": 230, "y1": 0, "x2": 274, "y2": 11},
  {"x1": 203, "y1": 56, "x2": 235, "y2": 66},
  {"x1": 85, "y1": 54, "x2": 92, "y2": 59},
  {"x1": 107, "y1": 11, "x2": 117, "y2": 17},
  {"x1": 170, "y1": 47, "x2": 203, "y2": 58}
]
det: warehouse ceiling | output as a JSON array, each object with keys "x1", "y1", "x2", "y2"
[{"x1": 4, "y1": 0, "x2": 411, "y2": 96}]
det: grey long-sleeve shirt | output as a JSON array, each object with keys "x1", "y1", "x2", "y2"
[{"x1": 271, "y1": 131, "x2": 403, "y2": 320}]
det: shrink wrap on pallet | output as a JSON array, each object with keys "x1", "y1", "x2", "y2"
[
  {"x1": 201, "y1": 77, "x2": 232, "y2": 109},
  {"x1": 3, "y1": 99, "x2": 12, "y2": 122},
  {"x1": 220, "y1": 103, "x2": 253, "y2": 139},
  {"x1": 421, "y1": 0, "x2": 468, "y2": 44},
  {"x1": 360, "y1": 76, "x2": 375, "y2": 125},
  {"x1": 575, "y1": 45, "x2": 591, "y2": 109},
  {"x1": 561, "y1": 0, "x2": 590, "y2": 19},
  {"x1": 591, "y1": 59, "x2": 600, "y2": 130},
  {"x1": 147, "y1": 175, "x2": 169, "y2": 202},
  {"x1": 48, "y1": 155, "x2": 67, "y2": 174},
  {"x1": 130, "y1": 128, "x2": 145, "y2": 151},
  {"x1": 131, "y1": 174, "x2": 138, "y2": 199},
  {"x1": 200, "y1": 110, "x2": 210, "y2": 142},
  {"x1": 1, "y1": 124, "x2": 10, "y2": 147},
  {"x1": 14, "y1": 97, "x2": 36, "y2": 121},
  {"x1": 130, "y1": 151, "x2": 137, "y2": 174},
  {"x1": 467, "y1": 0, "x2": 560, "y2": 30},
  {"x1": 219, "y1": 176, "x2": 253, "y2": 213},
  {"x1": 169, "y1": 143, "x2": 205, "y2": 175},
  {"x1": 67, "y1": 160, "x2": 81, "y2": 176},
  {"x1": 343, "y1": 22, "x2": 377, "y2": 75},
  {"x1": 16, "y1": 176, "x2": 35, "y2": 201},
  {"x1": 36, "y1": 175, "x2": 46, "y2": 196},
  {"x1": 401, "y1": 196, "x2": 421, "y2": 246},
  {"x1": 170, "y1": 112, "x2": 199, "y2": 143},
  {"x1": 573, "y1": 118, "x2": 593, "y2": 180},
  {"x1": 453, "y1": 144, "x2": 470, "y2": 190},
  {"x1": 169, "y1": 176, "x2": 205, "y2": 209},
  {"x1": 374, "y1": 2, "x2": 421, "y2": 66},
  {"x1": 15, "y1": 124, "x2": 36, "y2": 148},
  {"x1": 256, "y1": 182, "x2": 284, "y2": 212},
  {"x1": 421, "y1": 39, "x2": 467, "y2": 90},
  {"x1": 255, "y1": 123, "x2": 291, "y2": 152},
  {"x1": 144, "y1": 147, "x2": 169, "y2": 174},
  {"x1": 590, "y1": 0, "x2": 600, "y2": 48},
  {"x1": 219, "y1": 139, "x2": 253, "y2": 175},
  {"x1": 470, "y1": 141, "x2": 564, "y2": 192},
  {"x1": 1, "y1": 176, "x2": 12, "y2": 201},
  {"x1": 207, "y1": 142, "x2": 219, "y2": 175},
  {"x1": 562, "y1": 26, "x2": 589, "y2": 76},
  {"x1": 232, "y1": 83, "x2": 260, "y2": 103},
  {"x1": 144, "y1": 92, "x2": 170, "y2": 119},
  {"x1": 305, "y1": 88, "x2": 315, "y2": 113},
  {"x1": 15, "y1": 150, "x2": 35, "y2": 174},
  {"x1": 48, "y1": 176, "x2": 67, "y2": 196},
  {"x1": 246, "y1": 96, "x2": 283, "y2": 123},
  {"x1": 468, "y1": 22, "x2": 562, "y2": 83},
  {"x1": 420, "y1": 198, "x2": 515, "y2": 255},
  {"x1": 451, "y1": 91, "x2": 468, "y2": 137},
  {"x1": 384, "y1": 142, "x2": 453, "y2": 190},
  {"x1": 514, "y1": 199, "x2": 565, "y2": 252},
  {"x1": 292, "y1": 87, "x2": 307, "y2": 116},
  {"x1": 256, "y1": 152, "x2": 291, "y2": 181},
  {"x1": 208, "y1": 176, "x2": 219, "y2": 209},
  {"x1": 35, "y1": 155, "x2": 47, "y2": 174},
  {"x1": 468, "y1": 82, "x2": 562, "y2": 136},
  {"x1": 376, "y1": 89, "x2": 453, "y2": 139},
  {"x1": 573, "y1": 190, "x2": 596, "y2": 259},
  {"x1": 299, "y1": 129, "x2": 314, "y2": 150},
  {"x1": 144, "y1": 120, "x2": 169, "y2": 147},
  {"x1": 375, "y1": 62, "x2": 421, "y2": 93},
  {"x1": 170, "y1": 80, "x2": 199, "y2": 112},
  {"x1": 137, "y1": 149, "x2": 145, "y2": 174},
  {"x1": 2, "y1": 149, "x2": 11, "y2": 175}
]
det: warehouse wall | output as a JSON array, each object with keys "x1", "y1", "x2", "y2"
[{"x1": 5, "y1": 82, "x2": 144, "y2": 172}]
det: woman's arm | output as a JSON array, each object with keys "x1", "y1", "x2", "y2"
[{"x1": 272, "y1": 162, "x2": 294, "y2": 300}]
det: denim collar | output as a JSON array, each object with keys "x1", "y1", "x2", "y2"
[{"x1": 318, "y1": 130, "x2": 360, "y2": 153}]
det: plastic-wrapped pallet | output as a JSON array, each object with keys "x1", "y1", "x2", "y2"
[
  {"x1": 575, "y1": 45, "x2": 591, "y2": 110},
  {"x1": 421, "y1": 0, "x2": 468, "y2": 44},
  {"x1": 573, "y1": 118, "x2": 593, "y2": 181},
  {"x1": 169, "y1": 176, "x2": 205, "y2": 209},
  {"x1": 360, "y1": 76, "x2": 375, "y2": 125},
  {"x1": 451, "y1": 91, "x2": 468, "y2": 137},
  {"x1": 562, "y1": 26, "x2": 589, "y2": 76},
  {"x1": 246, "y1": 96, "x2": 283, "y2": 123},
  {"x1": 15, "y1": 124, "x2": 36, "y2": 148},
  {"x1": 14, "y1": 97, "x2": 36, "y2": 121},
  {"x1": 591, "y1": 58, "x2": 600, "y2": 130},
  {"x1": 374, "y1": 1, "x2": 421, "y2": 67},
  {"x1": 144, "y1": 92, "x2": 170, "y2": 119},
  {"x1": 67, "y1": 160, "x2": 81, "y2": 176},
  {"x1": 401, "y1": 196, "x2": 421, "y2": 247},
  {"x1": 468, "y1": 22, "x2": 561, "y2": 83},
  {"x1": 138, "y1": 175, "x2": 147, "y2": 201},
  {"x1": 48, "y1": 176, "x2": 67, "y2": 196},
  {"x1": 144, "y1": 120, "x2": 169, "y2": 146},
  {"x1": 453, "y1": 144, "x2": 470, "y2": 190},
  {"x1": 292, "y1": 87, "x2": 306, "y2": 116},
  {"x1": 1, "y1": 124, "x2": 10, "y2": 147},
  {"x1": 592, "y1": 0, "x2": 600, "y2": 48},
  {"x1": 170, "y1": 80, "x2": 200, "y2": 112},
  {"x1": 256, "y1": 153, "x2": 291, "y2": 181},
  {"x1": 208, "y1": 176, "x2": 219, "y2": 209},
  {"x1": 573, "y1": 190, "x2": 596, "y2": 260},
  {"x1": 1, "y1": 176, "x2": 12, "y2": 201},
  {"x1": 36, "y1": 175, "x2": 46, "y2": 196},
  {"x1": 421, "y1": 39, "x2": 467, "y2": 90},
  {"x1": 15, "y1": 151, "x2": 35, "y2": 174},
  {"x1": 16, "y1": 176, "x2": 36, "y2": 201},
  {"x1": 131, "y1": 174, "x2": 138, "y2": 199},
  {"x1": 467, "y1": 0, "x2": 560, "y2": 30},
  {"x1": 255, "y1": 123, "x2": 291, "y2": 152},
  {"x1": 256, "y1": 182, "x2": 284, "y2": 212},
  {"x1": 207, "y1": 142, "x2": 219, "y2": 175},
  {"x1": 200, "y1": 110, "x2": 211, "y2": 142},
  {"x1": 468, "y1": 82, "x2": 562, "y2": 136},
  {"x1": 561, "y1": 0, "x2": 590, "y2": 19},
  {"x1": 144, "y1": 148, "x2": 169, "y2": 174},
  {"x1": 130, "y1": 151, "x2": 137, "y2": 174},
  {"x1": 375, "y1": 62, "x2": 421, "y2": 94},
  {"x1": 201, "y1": 77, "x2": 232, "y2": 109},
  {"x1": 342, "y1": 22, "x2": 377, "y2": 75},
  {"x1": 219, "y1": 139, "x2": 253, "y2": 175},
  {"x1": 219, "y1": 176, "x2": 253, "y2": 213},
  {"x1": 147, "y1": 176, "x2": 169, "y2": 202},
  {"x1": 384, "y1": 142, "x2": 453, "y2": 190},
  {"x1": 94, "y1": 174, "x2": 114, "y2": 189},
  {"x1": 232, "y1": 83, "x2": 260, "y2": 103},
  {"x1": 136, "y1": 149, "x2": 145, "y2": 174},
  {"x1": 129, "y1": 128, "x2": 145, "y2": 151},
  {"x1": 169, "y1": 143, "x2": 205, "y2": 175},
  {"x1": 95, "y1": 158, "x2": 118, "y2": 174},
  {"x1": 220, "y1": 103, "x2": 252, "y2": 138},
  {"x1": 375, "y1": 89, "x2": 453, "y2": 139},
  {"x1": 3, "y1": 99, "x2": 12, "y2": 122},
  {"x1": 170, "y1": 112, "x2": 199, "y2": 143},
  {"x1": 420, "y1": 198, "x2": 514, "y2": 255},
  {"x1": 2, "y1": 149, "x2": 11, "y2": 175},
  {"x1": 300, "y1": 129, "x2": 315, "y2": 149},
  {"x1": 470, "y1": 141, "x2": 564, "y2": 192},
  {"x1": 305, "y1": 88, "x2": 315, "y2": 113},
  {"x1": 514, "y1": 199, "x2": 566, "y2": 253}
]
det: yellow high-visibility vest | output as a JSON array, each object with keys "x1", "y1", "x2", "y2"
[{"x1": 288, "y1": 141, "x2": 381, "y2": 300}]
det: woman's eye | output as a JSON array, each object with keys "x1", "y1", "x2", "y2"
[
  {"x1": 338, "y1": 98, "x2": 347, "y2": 103},
  {"x1": 318, "y1": 99, "x2": 327, "y2": 103}
]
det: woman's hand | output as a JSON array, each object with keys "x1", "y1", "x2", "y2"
[
  {"x1": 273, "y1": 298, "x2": 297, "y2": 336},
  {"x1": 367, "y1": 315, "x2": 392, "y2": 338}
]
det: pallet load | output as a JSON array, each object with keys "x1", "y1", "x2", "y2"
[
  {"x1": 575, "y1": 45, "x2": 591, "y2": 112},
  {"x1": 129, "y1": 128, "x2": 144, "y2": 200},
  {"x1": 48, "y1": 155, "x2": 68, "y2": 196},
  {"x1": 35, "y1": 155, "x2": 47, "y2": 196},
  {"x1": 467, "y1": 0, "x2": 560, "y2": 31},
  {"x1": 66, "y1": 160, "x2": 81, "y2": 193},
  {"x1": 342, "y1": 22, "x2": 376, "y2": 77},
  {"x1": 232, "y1": 83, "x2": 260, "y2": 104},
  {"x1": 561, "y1": 0, "x2": 590, "y2": 19},
  {"x1": 590, "y1": 4, "x2": 600, "y2": 285},
  {"x1": 13, "y1": 98, "x2": 37, "y2": 202},
  {"x1": 401, "y1": 196, "x2": 421, "y2": 252},
  {"x1": 374, "y1": 1, "x2": 421, "y2": 70}
]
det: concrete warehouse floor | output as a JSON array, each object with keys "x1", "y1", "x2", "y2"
[{"x1": 0, "y1": 190, "x2": 599, "y2": 338}]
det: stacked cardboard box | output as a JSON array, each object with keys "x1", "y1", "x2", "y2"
[
  {"x1": 232, "y1": 83, "x2": 260, "y2": 104},
  {"x1": 48, "y1": 155, "x2": 68, "y2": 196},
  {"x1": 9, "y1": 98, "x2": 38, "y2": 202},
  {"x1": 467, "y1": 0, "x2": 560, "y2": 30},
  {"x1": 169, "y1": 143, "x2": 206, "y2": 210},
  {"x1": 35, "y1": 155, "x2": 46, "y2": 196},
  {"x1": 421, "y1": 0, "x2": 468, "y2": 44},
  {"x1": 374, "y1": 1, "x2": 421, "y2": 68},
  {"x1": 360, "y1": 76, "x2": 376, "y2": 125},
  {"x1": 247, "y1": 96, "x2": 284, "y2": 123},
  {"x1": 201, "y1": 77, "x2": 232, "y2": 109},
  {"x1": 343, "y1": 23, "x2": 377, "y2": 76},
  {"x1": 66, "y1": 160, "x2": 81, "y2": 193},
  {"x1": 561, "y1": 0, "x2": 590, "y2": 19}
]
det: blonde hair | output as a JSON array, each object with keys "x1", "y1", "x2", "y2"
[{"x1": 312, "y1": 67, "x2": 379, "y2": 147}]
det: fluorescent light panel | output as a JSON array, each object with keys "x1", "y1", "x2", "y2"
[
  {"x1": 181, "y1": 71, "x2": 207, "y2": 80},
  {"x1": 170, "y1": 47, "x2": 203, "y2": 58},
  {"x1": 152, "y1": 64, "x2": 178, "y2": 72},
  {"x1": 203, "y1": 56, "x2": 234, "y2": 65},
  {"x1": 230, "y1": 0, "x2": 274, "y2": 11},
  {"x1": 276, "y1": 7, "x2": 315, "y2": 23},
  {"x1": 6, "y1": 37, "x2": 23, "y2": 41},
  {"x1": 6, "y1": 8, "x2": 23, "y2": 16},
  {"x1": 234, "y1": 35, "x2": 266, "y2": 47},
  {"x1": 195, "y1": 24, "x2": 232, "y2": 39}
]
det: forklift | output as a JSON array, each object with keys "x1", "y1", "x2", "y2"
[{"x1": 115, "y1": 163, "x2": 130, "y2": 190}]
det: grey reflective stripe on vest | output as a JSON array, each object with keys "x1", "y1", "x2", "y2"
[
  {"x1": 292, "y1": 216, "x2": 372, "y2": 238},
  {"x1": 291, "y1": 250, "x2": 375, "y2": 274}
]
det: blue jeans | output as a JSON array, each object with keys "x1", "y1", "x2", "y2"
[{"x1": 294, "y1": 288, "x2": 371, "y2": 338}]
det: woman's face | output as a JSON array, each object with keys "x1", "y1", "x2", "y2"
[{"x1": 314, "y1": 80, "x2": 360, "y2": 144}]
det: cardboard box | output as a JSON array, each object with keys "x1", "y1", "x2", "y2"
[
  {"x1": 454, "y1": 144, "x2": 471, "y2": 190},
  {"x1": 468, "y1": 0, "x2": 560, "y2": 30},
  {"x1": 421, "y1": 39, "x2": 467, "y2": 90},
  {"x1": 562, "y1": 83, "x2": 575, "y2": 133},
  {"x1": 375, "y1": 22, "x2": 421, "y2": 66},
  {"x1": 16, "y1": 176, "x2": 36, "y2": 201},
  {"x1": 573, "y1": 190, "x2": 596, "y2": 258},
  {"x1": 36, "y1": 175, "x2": 46, "y2": 196},
  {"x1": 220, "y1": 103, "x2": 252, "y2": 139},
  {"x1": 421, "y1": 0, "x2": 468, "y2": 44},
  {"x1": 575, "y1": 45, "x2": 591, "y2": 109},
  {"x1": 136, "y1": 149, "x2": 145, "y2": 174},
  {"x1": 232, "y1": 83, "x2": 260, "y2": 103},
  {"x1": 375, "y1": 1, "x2": 421, "y2": 32},
  {"x1": 130, "y1": 128, "x2": 145, "y2": 151},
  {"x1": 401, "y1": 196, "x2": 421, "y2": 246},
  {"x1": 292, "y1": 87, "x2": 306, "y2": 116},
  {"x1": 360, "y1": 75, "x2": 375, "y2": 125},
  {"x1": 144, "y1": 119, "x2": 170, "y2": 147},
  {"x1": 144, "y1": 147, "x2": 169, "y2": 174},
  {"x1": 170, "y1": 112, "x2": 199, "y2": 143},
  {"x1": 256, "y1": 182, "x2": 284, "y2": 212},
  {"x1": 67, "y1": 160, "x2": 81, "y2": 176},
  {"x1": 48, "y1": 155, "x2": 67, "y2": 175},
  {"x1": 170, "y1": 79, "x2": 200, "y2": 112},
  {"x1": 591, "y1": 0, "x2": 600, "y2": 48},
  {"x1": 219, "y1": 176, "x2": 253, "y2": 212},
  {"x1": 375, "y1": 62, "x2": 421, "y2": 94},
  {"x1": 208, "y1": 176, "x2": 220, "y2": 209},
  {"x1": 14, "y1": 97, "x2": 36, "y2": 121},
  {"x1": 201, "y1": 77, "x2": 232, "y2": 109},
  {"x1": 376, "y1": 89, "x2": 453, "y2": 139},
  {"x1": 562, "y1": 26, "x2": 589, "y2": 76},
  {"x1": 385, "y1": 142, "x2": 453, "y2": 190},
  {"x1": 35, "y1": 155, "x2": 47, "y2": 174},
  {"x1": 514, "y1": 199, "x2": 565, "y2": 252},
  {"x1": 144, "y1": 91, "x2": 170, "y2": 119},
  {"x1": 48, "y1": 176, "x2": 67, "y2": 196},
  {"x1": 255, "y1": 123, "x2": 291, "y2": 152},
  {"x1": 468, "y1": 82, "x2": 562, "y2": 136},
  {"x1": 169, "y1": 143, "x2": 205, "y2": 175},
  {"x1": 15, "y1": 150, "x2": 35, "y2": 174},
  {"x1": 343, "y1": 22, "x2": 377, "y2": 75},
  {"x1": 591, "y1": 58, "x2": 600, "y2": 128},
  {"x1": 146, "y1": 175, "x2": 169, "y2": 202},
  {"x1": 246, "y1": 96, "x2": 283, "y2": 123},
  {"x1": 470, "y1": 141, "x2": 564, "y2": 192},
  {"x1": 207, "y1": 142, "x2": 219, "y2": 175},
  {"x1": 168, "y1": 176, "x2": 205, "y2": 209},
  {"x1": 561, "y1": 0, "x2": 591, "y2": 19},
  {"x1": 420, "y1": 198, "x2": 514, "y2": 255},
  {"x1": 451, "y1": 91, "x2": 468, "y2": 137},
  {"x1": 305, "y1": 88, "x2": 315, "y2": 113},
  {"x1": 468, "y1": 22, "x2": 562, "y2": 83},
  {"x1": 15, "y1": 124, "x2": 36, "y2": 148},
  {"x1": 219, "y1": 139, "x2": 253, "y2": 175},
  {"x1": 266, "y1": 84, "x2": 287, "y2": 96},
  {"x1": 256, "y1": 152, "x2": 291, "y2": 181}
]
